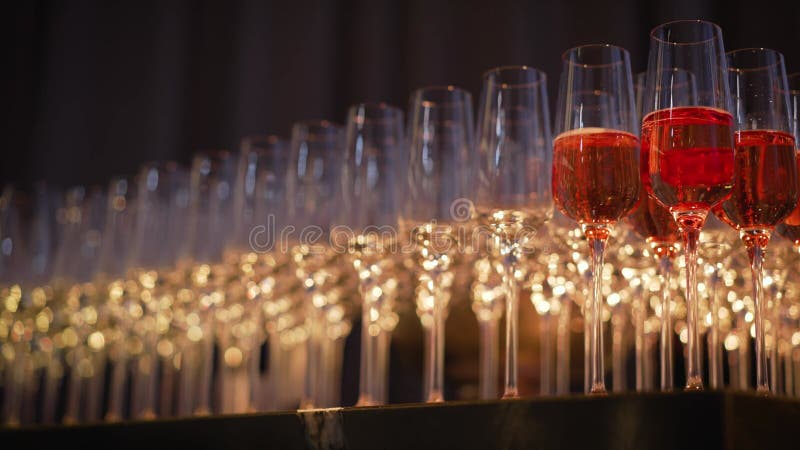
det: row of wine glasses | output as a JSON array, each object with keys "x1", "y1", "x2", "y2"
[{"x1": 2, "y1": 19, "x2": 800, "y2": 427}]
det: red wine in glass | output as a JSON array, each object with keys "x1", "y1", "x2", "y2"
[
  {"x1": 774, "y1": 154, "x2": 800, "y2": 247},
  {"x1": 553, "y1": 128, "x2": 640, "y2": 227},
  {"x1": 642, "y1": 106, "x2": 735, "y2": 216},
  {"x1": 715, "y1": 130, "x2": 798, "y2": 229}
]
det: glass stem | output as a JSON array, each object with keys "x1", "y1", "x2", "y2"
[
  {"x1": 556, "y1": 297, "x2": 571, "y2": 395},
  {"x1": 64, "y1": 346, "x2": 83, "y2": 423},
  {"x1": 105, "y1": 350, "x2": 126, "y2": 421},
  {"x1": 728, "y1": 343, "x2": 740, "y2": 390},
  {"x1": 585, "y1": 226, "x2": 608, "y2": 394},
  {"x1": 42, "y1": 354, "x2": 61, "y2": 424},
  {"x1": 194, "y1": 324, "x2": 214, "y2": 415},
  {"x1": 159, "y1": 355, "x2": 175, "y2": 417},
  {"x1": 266, "y1": 329, "x2": 281, "y2": 411},
  {"x1": 784, "y1": 349, "x2": 794, "y2": 396},
  {"x1": 422, "y1": 325, "x2": 432, "y2": 400},
  {"x1": 246, "y1": 325, "x2": 264, "y2": 412},
  {"x1": 738, "y1": 328, "x2": 750, "y2": 390},
  {"x1": 478, "y1": 319, "x2": 499, "y2": 399},
  {"x1": 742, "y1": 229, "x2": 770, "y2": 394},
  {"x1": 357, "y1": 277, "x2": 380, "y2": 406},
  {"x1": 791, "y1": 348, "x2": 800, "y2": 397},
  {"x1": 657, "y1": 251, "x2": 674, "y2": 392},
  {"x1": 611, "y1": 307, "x2": 625, "y2": 393},
  {"x1": 769, "y1": 282, "x2": 780, "y2": 394},
  {"x1": 708, "y1": 266, "x2": 723, "y2": 389},
  {"x1": 634, "y1": 285, "x2": 645, "y2": 392},
  {"x1": 428, "y1": 270, "x2": 445, "y2": 402},
  {"x1": 376, "y1": 330, "x2": 390, "y2": 404},
  {"x1": 541, "y1": 312, "x2": 554, "y2": 395},
  {"x1": 679, "y1": 218, "x2": 703, "y2": 390},
  {"x1": 502, "y1": 256, "x2": 519, "y2": 398}
]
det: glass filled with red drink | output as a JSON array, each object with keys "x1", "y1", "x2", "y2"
[
  {"x1": 776, "y1": 72, "x2": 800, "y2": 250},
  {"x1": 714, "y1": 50, "x2": 799, "y2": 393},
  {"x1": 553, "y1": 44, "x2": 639, "y2": 394},
  {"x1": 641, "y1": 20, "x2": 735, "y2": 390}
]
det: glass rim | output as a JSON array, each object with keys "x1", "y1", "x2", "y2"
[
  {"x1": 481, "y1": 65, "x2": 547, "y2": 87},
  {"x1": 561, "y1": 44, "x2": 630, "y2": 68},
  {"x1": 347, "y1": 102, "x2": 404, "y2": 123},
  {"x1": 726, "y1": 47, "x2": 785, "y2": 73},
  {"x1": 649, "y1": 19, "x2": 723, "y2": 46},
  {"x1": 412, "y1": 85, "x2": 472, "y2": 107}
]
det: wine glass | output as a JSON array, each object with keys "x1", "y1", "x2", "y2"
[
  {"x1": 713, "y1": 48, "x2": 799, "y2": 394},
  {"x1": 286, "y1": 120, "x2": 344, "y2": 409},
  {"x1": 475, "y1": 66, "x2": 552, "y2": 398},
  {"x1": 245, "y1": 136, "x2": 302, "y2": 411},
  {"x1": 334, "y1": 103, "x2": 404, "y2": 406},
  {"x1": 776, "y1": 72, "x2": 800, "y2": 250},
  {"x1": 553, "y1": 44, "x2": 640, "y2": 394},
  {"x1": 402, "y1": 86, "x2": 474, "y2": 402},
  {"x1": 642, "y1": 20, "x2": 735, "y2": 390},
  {"x1": 627, "y1": 67, "x2": 696, "y2": 391}
]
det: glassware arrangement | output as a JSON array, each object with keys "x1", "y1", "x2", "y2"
[{"x1": 2, "y1": 19, "x2": 800, "y2": 428}]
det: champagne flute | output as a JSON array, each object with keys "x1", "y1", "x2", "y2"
[
  {"x1": 246, "y1": 136, "x2": 300, "y2": 411},
  {"x1": 402, "y1": 86, "x2": 474, "y2": 402},
  {"x1": 776, "y1": 72, "x2": 800, "y2": 249},
  {"x1": 286, "y1": 120, "x2": 344, "y2": 409},
  {"x1": 475, "y1": 66, "x2": 552, "y2": 398},
  {"x1": 627, "y1": 68, "x2": 696, "y2": 391},
  {"x1": 642, "y1": 20, "x2": 735, "y2": 390},
  {"x1": 334, "y1": 103, "x2": 404, "y2": 406},
  {"x1": 713, "y1": 48, "x2": 799, "y2": 394},
  {"x1": 553, "y1": 44, "x2": 640, "y2": 394}
]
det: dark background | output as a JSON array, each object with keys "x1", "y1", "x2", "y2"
[{"x1": 3, "y1": 0, "x2": 800, "y2": 189}]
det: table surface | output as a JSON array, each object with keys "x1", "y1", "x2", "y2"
[{"x1": 2, "y1": 391, "x2": 799, "y2": 450}]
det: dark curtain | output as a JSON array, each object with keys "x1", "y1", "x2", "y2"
[{"x1": 3, "y1": 0, "x2": 800, "y2": 188}]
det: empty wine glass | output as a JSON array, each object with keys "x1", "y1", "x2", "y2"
[
  {"x1": 474, "y1": 66, "x2": 552, "y2": 398},
  {"x1": 334, "y1": 103, "x2": 404, "y2": 406},
  {"x1": 286, "y1": 120, "x2": 345, "y2": 409},
  {"x1": 553, "y1": 44, "x2": 640, "y2": 394},
  {"x1": 402, "y1": 86, "x2": 474, "y2": 402}
]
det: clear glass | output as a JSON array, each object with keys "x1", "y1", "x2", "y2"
[
  {"x1": 286, "y1": 120, "x2": 344, "y2": 409},
  {"x1": 642, "y1": 20, "x2": 735, "y2": 390},
  {"x1": 403, "y1": 86, "x2": 474, "y2": 402},
  {"x1": 553, "y1": 44, "x2": 640, "y2": 394},
  {"x1": 475, "y1": 66, "x2": 552, "y2": 398},
  {"x1": 335, "y1": 103, "x2": 404, "y2": 406},
  {"x1": 713, "y1": 48, "x2": 799, "y2": 394}
]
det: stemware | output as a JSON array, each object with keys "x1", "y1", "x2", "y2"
[
  {"x1": 776, "y1": 72, "x2": 800, "y2": 249},
  {"x1": 402, "y1": 86, "x2": 474, "y2": 402},
  {"x1": 627, "y1": 68, "x2": 696, "y2": 391},
  {"x1": 286, "y1": 120, "x2": 345, "y2": 409},
  {"x1": 475, "y1": 66, "x2": 552, "y2": 398},
  {"x1": 641, "y1": 20, "x2": 735, "y2": 390},
  {"x1": 335, "y1": 103, "x2": 404, "y2": 406},
  {"x1": 553, "y1": 44, "x2": 640, "y2": 394},
  {"x1": 713, "y1": 48, "x2": 799, "y2": 393}
]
